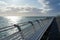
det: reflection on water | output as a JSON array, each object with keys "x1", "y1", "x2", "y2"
[
  {"x1": 0, "y1": 16, "x2": 45, "y2": 39},
  {"x1": 5, "y1": 16, "x2": 22, "y2": 24}
]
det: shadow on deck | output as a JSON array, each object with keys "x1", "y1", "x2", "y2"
[{"x1": 41, "y1": 17, "x2": 60, "y2": 40}]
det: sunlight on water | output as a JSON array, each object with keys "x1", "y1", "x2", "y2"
[{"x1": 5, "y1": 16, "x2": 22, "y2": 24}]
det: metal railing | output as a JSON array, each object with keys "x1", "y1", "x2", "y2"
[{"x1": 0, "y1": 17, "x2": 54, "y2": 40}]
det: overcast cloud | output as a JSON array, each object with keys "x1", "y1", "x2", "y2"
[{"x1": 0, "y1": 0, "x2": 60, "y2": 16}]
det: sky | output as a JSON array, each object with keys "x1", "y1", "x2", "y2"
[
  {"x1": 0, "y1": 0, "x2": 60, "y2": 16},
  {"x1": 0, "y1": 0, "x2": 41, "y2": 8}
]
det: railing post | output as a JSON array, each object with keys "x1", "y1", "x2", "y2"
[
  {"x1": 36, "y1": 20, "x2": 39, "y2": 23},
  {"x1": 35, "y1": 20, "x2": 42, "y2": 27},
  {"x1": 28, "y1": 21, "x2": 36, "y2": 33},
  {"x1": 36, "y1": 20, "x2": 43, "y2": 28},
  {"x1": 14, "y1": 24, "x2": 21, "y2": 32},
  {"x1": 40, "y1": 19, "x2": 45, "y2": 27},
  {"x1": 13, "y1": 24, "x2": 24, "y2": 39}
]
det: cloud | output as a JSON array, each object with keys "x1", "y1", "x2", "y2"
[
  {"x1": 0, "y1": 6, "x2": 40, "y2": 13},
  {"x1": 0, "y1": 1, "x2": 7, "y2": 7},
  {"x1": 1, "y1": 0, "x2": 60, "y2": 16},
  {"x1": 0, "y1": 1, "x2": 44, "y2": 16},
  {"x1": 0, "y1": 6, "x2": 49, "y2": 16},
  {"x1": 38, "y1": 0, "x2": 60, "y2": 16}
]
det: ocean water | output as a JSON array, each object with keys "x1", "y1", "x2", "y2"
[{"x1": 0, "y1": 16, "x2": 46, "y2": 39}]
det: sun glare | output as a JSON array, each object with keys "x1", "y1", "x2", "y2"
[{"x1": 5, "y1": 16, "x2": 22, "y2": 24}]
